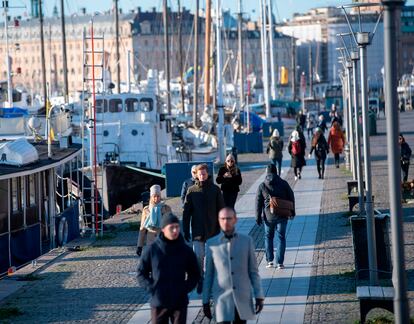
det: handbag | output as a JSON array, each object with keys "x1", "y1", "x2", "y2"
[
  {"x1": 264, "y1": 186, "x2": 294, "y2": 219},
  {"x1": 269, "y1": 197, "x2": 294, "y2": 219}
]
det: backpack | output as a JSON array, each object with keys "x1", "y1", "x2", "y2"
[
  {"x1": 291, "y1": 141, "x2": 302, "y2": 156},
  {"x1": 316, "y1": 142, "x2": 326, "y2": 155}
]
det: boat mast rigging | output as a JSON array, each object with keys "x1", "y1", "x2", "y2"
[{"x1": 163, "y1": 0, "x2": 172, "y2": 114}]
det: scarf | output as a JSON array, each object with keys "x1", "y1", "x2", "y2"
[{"x1": 143, "y1": 203, "x2": 163, "y2": 229}]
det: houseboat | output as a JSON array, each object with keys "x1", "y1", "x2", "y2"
[{"x1": 0, "y1": 138, "x2": 82, "y2": 276}]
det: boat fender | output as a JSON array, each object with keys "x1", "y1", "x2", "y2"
[{"x1": 58, "y1": 217, "x2": 69, "y2": 246}]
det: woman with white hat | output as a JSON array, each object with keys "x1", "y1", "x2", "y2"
[
  {"x1": 266, "y1": 129, "x2": 284, "y2": 176},
  {"x1": 136, "y1": 184, "x2": 172, "y2": 256},
  {"x1": 288, "y1": 130, "x2": 306, "y2": 180}
]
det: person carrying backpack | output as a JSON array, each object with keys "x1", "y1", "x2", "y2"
[
  {"x1": 266, "y1": 129, "x2": 284, "y2": 176},
  {"x1": 288, "y1": 130, "x2": 306, "y2": 180},
  {"x1": 309, "y1": 127, "x2": 329, "y2": 179}
]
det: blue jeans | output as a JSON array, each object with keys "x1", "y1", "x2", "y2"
[
  {"x1": 264, "y1": 218, "x2": 288, "y2": 265},
  {"x1": 271, "y1": 158, "x2": 282, "y2": 176}
]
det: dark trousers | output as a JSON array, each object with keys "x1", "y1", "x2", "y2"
[
  {"x1": 217, "y1": 307, "x2": 246, "y2": 324},
  {"x1": 151, "y1": 306, "x2": 187, "y2": 324},
  {"x1": 334, "y1": 153, "x2": 340, "y2": 166},
  {"x1": 401, "y1": 161, "x2": 410, "y2": 182},
  {"x1": 316, "y1": 158, "x2": 326, "y2": 177},
  {"x1": 223, "y1": 191, "x2": 238, "y2": 209},
  {"x1": 293, "y1": 167, "x2": 302, "y2": 177},
  {"x1": 271, "y1": 158, "x2": 283, "y2": 176}
]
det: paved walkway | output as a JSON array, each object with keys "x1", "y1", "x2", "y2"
[{"x1": 128, "y1": 149, "x2": 324, "y2": 324}]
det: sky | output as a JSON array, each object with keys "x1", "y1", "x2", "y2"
[{"x1": 9, "y1": 0, "x2": 414, "y2": 22}]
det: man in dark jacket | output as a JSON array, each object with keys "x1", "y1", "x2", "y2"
[
  {"x1": 137, "y1": 214, "x2": 200, "y2": 324},
  {"x1": 183, "y1": 163, "x2": 225, "y2": 293},
  {"x1": 180, "y1": 165, "x2": 197, "y2": 207},
  {"x1": 255, "y1": 164, "x2": 295, "y2": 269}
]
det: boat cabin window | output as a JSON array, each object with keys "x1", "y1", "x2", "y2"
[
  {"x1": 11, "y1": 177, "x2": 23, "y2": 213},
  {"x1": 140, "y1": 98, "x2": 153, "y2": 112},
  {"x1": 96, "y1": 99, "x2": 108, "y2": 113},
  {"x1": 109, "y1": 99, "x2": 123, "y2": 113},
  {"x1": 0, "y1": 180, "x2": 7, "y2": 234},
  {"x1": 125, "y1": 98, "x2": 139, "y2": 112}
]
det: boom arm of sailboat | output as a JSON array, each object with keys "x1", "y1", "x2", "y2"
[{"x1": 125, "y1": 165, "x2": 166, "y2": 179}]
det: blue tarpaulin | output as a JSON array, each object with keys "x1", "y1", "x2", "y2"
[
  {"x1": 239, "y1": 111, "x2": 265, "y2": 132},
  {"x1": 0, "y1": 107, "x2": 28, "y2": 118}
]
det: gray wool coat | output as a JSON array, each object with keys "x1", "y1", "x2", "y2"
[{"x1": 202, "y1": 231, "x2": 264, "y2": 322}]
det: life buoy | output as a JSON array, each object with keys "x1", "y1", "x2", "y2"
[{"x1": 58, "y1": 217, "x2": 69, "y2": 246}]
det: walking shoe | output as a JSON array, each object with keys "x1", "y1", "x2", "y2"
[
  {"x1": 318, "y1": 174, "x2": 321, "y2": 179},
  {"x1": 266, "y1": 261, "x2": 274, "y2": 268},
  {"x1": 294, "y1": 176, "x2": 298, "y2": 181},
  {"x1": 277, "y1": 264, "x2": 285, "y2": 270},
  {"x1": 298, "y1": 173, "x2": 302, "y2": 179},
  {"x1": 336, "y1": 164, "x2": 339, "y2": 168}
]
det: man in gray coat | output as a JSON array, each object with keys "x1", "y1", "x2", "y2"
[{"x1": 202, "y1": 207, "x2": 264, "y2": 323}]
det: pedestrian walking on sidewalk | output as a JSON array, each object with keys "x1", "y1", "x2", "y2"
[
  {"x1": 183, "y1": 163, "x2": 225, "y2": 293},
  {"x1": 288, "y1": 130, "x2": 306, "y2": 180},
  {"x1": 309, "y1": 127, "x2": 329, "y2": 179},
  {"x1": 266, "y1": 129, "x2": 284, "y2": 176},
  {"x1": 202, "y1": 207, "x2": 264, "y2": 324},
  {"x1": 400, "y1": 133, "x2": 412, "y2": 182},
  {"x1": 255, "y1": 164, "x2": 295, "y2": 269},
  {"x1": 216, "y1": 154, "x2": 242, "y2": 209},
  {"x1": 136, "y1": 185, "x2": 172, "y2": 256},
  {"x1": 137, "y1": 214, "x2": 200, "y2": 324},
  {"x1": 180, "y1": 165, "x2": 197, "y2": 207},
  {"x1": 317, "y1": 114, "x2": 328, "y2": 133},
  {"x1": 327, "y1": 121, "x2": 346, "y2": 168},
  {"x1": 306, "y1": 112, "x2": 316, "y2": 139}
]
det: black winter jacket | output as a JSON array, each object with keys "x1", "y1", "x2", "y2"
[
  {"x1": 183, "y1": 177, "x2": 225, "y2": 241},
  {"x1": 255, "y1": 174, "x2": 295, "y2": 222},
  {"x1": 309, "y1": 135, "x2": 329, "y2": 160},
  {"x1": 180, "y1": 177, "x2": 195, "y2": 207},
  {"x1": 216, "y1": 166, "x2": 242, "y2": 193},
  {"x1": 137, "y1": 233, "x2": 200, "y2": 308}
]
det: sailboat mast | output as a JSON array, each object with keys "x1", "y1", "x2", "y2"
[
  {"x1": 193, "y1": 0, "x2": 199, "y2": 127},
  {"x1": 39, "y1": 0, "x2": 47, "y2": 107},
  {"x1": 204, "y1": 0, "x2": 212, "y2": 107},
  {"x1": 177, "y1": 0, "x2": 185, "y2": 114},
  {"x1": 216, "y1": 0, "x2": 225, "y2": 163},
  {"x1": 114, "y1": 0, "x2": 121, "y2": 93},
  {"x1": 163, "y1": 0, "x2": 171, "y2": 114},
  {"x1": 237, "y1": 0, "x2": 244, "y2": 110},
  {"x1": 3, "y1": 2, "x2": 12, "y2": 107},
  {"x1": 309, "y1": 44, "x2": 313, "y2": 98},
  {"x1": 291, "y1": 37, "x2": 296, "y2": 101},
  {"x1": 60, "y1": 0, "x2": 69, "y2": 101},
  {"x1": 267, "y1": 0, "x2": 276, "y2": 100}
]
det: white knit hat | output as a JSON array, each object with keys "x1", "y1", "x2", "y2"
[
  {"x1": 291, "y1": 130, "x2": 299, "y2": 142},
  {"x1": 272, "y1": 129, "x2": 279, "y2": 137},
  {"x1": 150, "y1": 184, "x2": 161, "y2": 196}
]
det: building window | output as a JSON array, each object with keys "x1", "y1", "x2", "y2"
[{"x1": 109, "y1": 99, "x2": 122, "y2": 112}]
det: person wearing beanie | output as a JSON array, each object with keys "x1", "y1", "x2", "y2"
[
  {"x1": 288, "y1": 129, "x2": 306, "y2": 181},
  {"x1": 138, "y1": 212, "x2": 200, "y2": 324},
  {"x1": 255, "y1": 164, "x2": 295, "y2": 269},
  {"x1": 216, "y1": 153, "x2": 243, "y2": 208},
  {"x1": 136, "y1": 185, "x2": 172, "y2": 256},
  {"x1": 266, "y1": 128, "x2": 284, "y2": 176}
]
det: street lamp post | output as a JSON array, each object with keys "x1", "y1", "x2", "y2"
[
  {"x1": 381, "y1": 0, "x2": 410, "y2": 322},
  {"x1": 341, "y1": 3, "x2": 384, "y2": 285},
  {"x1": 350, "y1": 50, "x2": 366, "y2": 215}
]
